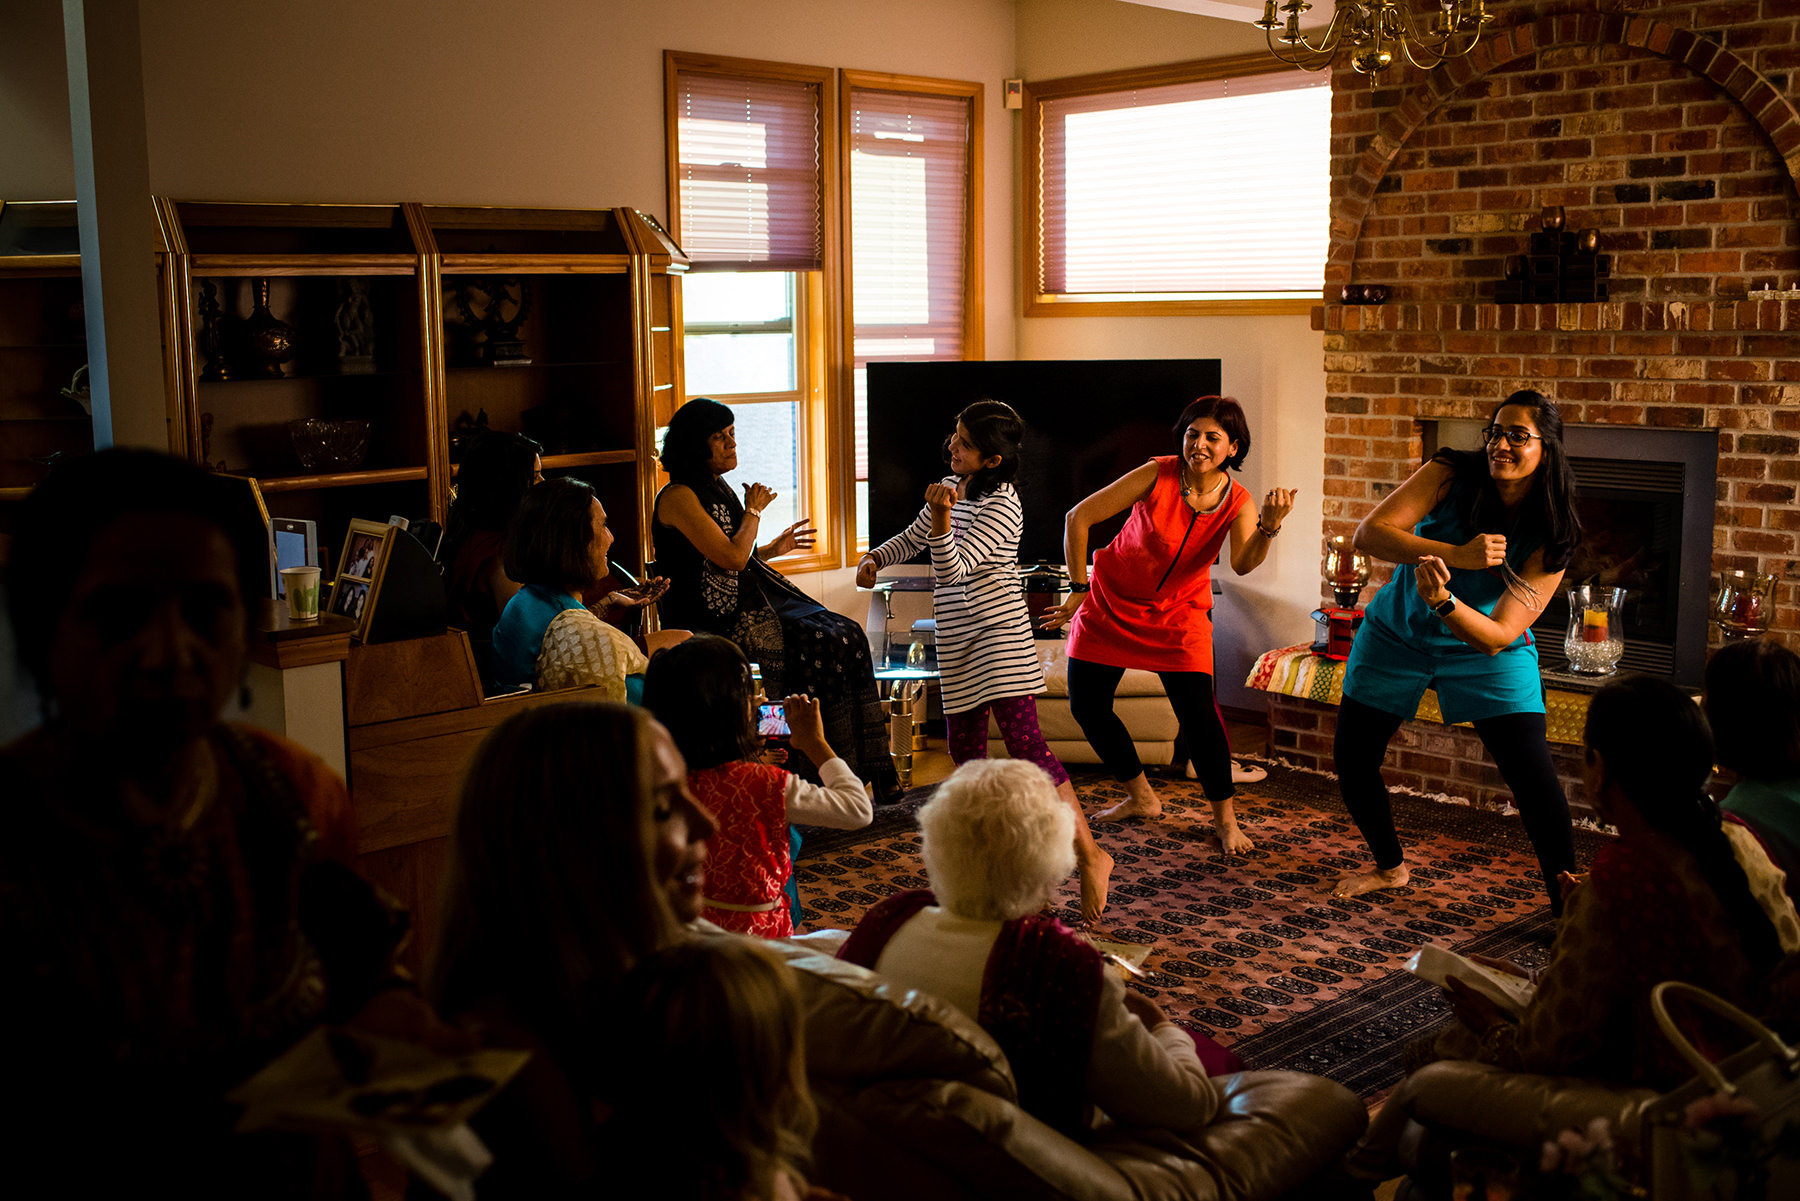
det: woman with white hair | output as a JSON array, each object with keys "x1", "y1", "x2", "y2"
[{"x1": 839, "y1": 759, "x2": 1239, "y2": 1136}]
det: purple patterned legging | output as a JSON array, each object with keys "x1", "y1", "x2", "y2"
[{"x1": 944, "y1": 695, "x2": 1071, "y2": 787}]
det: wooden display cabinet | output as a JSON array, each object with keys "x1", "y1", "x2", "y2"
[
  {"x1": 156, "y1": 201, "x2": 687, "y2": 571},
  {"x1": 0, "y1": 201, "x2": 91, "y2": 506},
  {"x1": 424, "y1": 204, "x2": 686, "y2": 570},
  {"x1": 154, "y1": 200, "x2": 438, "y2": 551}
]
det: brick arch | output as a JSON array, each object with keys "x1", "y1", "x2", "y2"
[{"x1": 1326, "y1": 12, "x2": 1800, "y2": 283}]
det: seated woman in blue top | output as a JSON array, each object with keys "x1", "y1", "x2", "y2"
[
  {"x1": 1705, "y1": 638, "x2": 1800, "y2": 897},
  {"x1": 491, "y1": 476, "x2": 686, "y2": 701},
  {"x1": 1332, "y1": 390, "x2": 1584, "y2": 912}
]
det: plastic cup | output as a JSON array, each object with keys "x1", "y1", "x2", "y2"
[{"x1": 280, "y1": 565, "x2": 322, "y2": 622}]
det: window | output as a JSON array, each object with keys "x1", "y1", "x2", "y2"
[
  {"x1": 842, "y1": 76, "x2": 980, "y2": 546},
  {"x1": 1026, "y1": 53, "x2": 1329, "y2": 315},
  {"x1": 667, "y1": 53, "x2": 981, "y2": 563},
  {"x1": 666, "y1": 53, "x2": 837, "y2": 570}
]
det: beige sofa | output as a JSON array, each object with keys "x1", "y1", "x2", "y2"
[
  {"x1": 770, "y1": 938, "x2": 1368, "y2": 1201},
  {"x1": 988, "y1": 640, "x2": 1180, "y2": 766}
]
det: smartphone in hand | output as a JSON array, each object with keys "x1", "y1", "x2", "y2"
[{"x1": 757, "y1": 702, "x2": 791, "y2": 738}]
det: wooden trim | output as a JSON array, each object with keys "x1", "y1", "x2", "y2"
[
  {"x1": 540, "y1": 449, "x2": 638, "y2": 470},
  {"x1": 1026, "y1": 296, "x2": 1321, "y2": 317},
  {"x1": 418, "y1": 252, "x2": 449, "y2": 525},
  {"x1": 0, "y1": 254, "x2": 80, "y2": 275},
  {"x1": 256, "y1": 466, "x2": 429, "y2": 492},
  {"x1": 437, "y1": 254, "x2": 631, "y2": 274},
  {"x1": 1026, "y1": 51, "x2": 1293, "y2": 100},
  {"x1": 184, "y1": 255, "x2": 417, "y2": 276}
]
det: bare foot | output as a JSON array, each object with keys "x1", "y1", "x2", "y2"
[
  {"x1": 1330, "y1": 865, "x2": 1411, "y2": 898},
  {"x1": 1210, "y1": 799, "x2": 1253, "y2": 854},
  {"x1": 1215, "y1": 819, "x2": 1255, "y2": 855},
  {"x1": 1093, "y1": 795, "x2": 1162, "y2": 822},
  {"x1": 1078, "y1": 847, "x2": 1115, "y2": 925}
]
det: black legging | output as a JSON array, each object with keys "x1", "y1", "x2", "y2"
[
  {"x1": 1068, "y1": 657, "x2": 1235, "y2": 801},
  {"x1": 1333, "y1": 693, "x2": 1576, "y2": 912}
]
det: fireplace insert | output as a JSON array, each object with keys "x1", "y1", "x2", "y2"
[{"x1": 1425, "y1": 421, "x2": 1716, "y2": 690}]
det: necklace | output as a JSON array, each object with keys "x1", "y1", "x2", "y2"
[{"x1": 1181, "y1": 466, "x2": 1228, "y2": 507}]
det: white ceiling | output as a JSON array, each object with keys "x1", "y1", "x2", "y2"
[{"x1": 1120, "y1": 0, "x2": 1337, "y2": 30}]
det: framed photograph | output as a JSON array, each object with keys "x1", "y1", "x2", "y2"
[{"x1": 328, "y1": 519, "x2": 396, "y2": 641}]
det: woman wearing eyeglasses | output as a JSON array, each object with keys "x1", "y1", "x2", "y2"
[{"x1": 1331, "y1": 390, "x2": 1584, "y2": 913}]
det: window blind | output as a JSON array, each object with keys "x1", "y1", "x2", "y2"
[
  {"x1": 675, "y1": 71, "x2": 824, "y2": 271},
  {"x1": 849, "y1": 86, "x2": 971, "y2": 483},
  {"x1": 1039, "y1": 69, "x2": 1328, "y2": 296}
]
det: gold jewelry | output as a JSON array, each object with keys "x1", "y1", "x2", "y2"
[{"x1": 744, "y1": 507, "x2": 764, "y2": 520}]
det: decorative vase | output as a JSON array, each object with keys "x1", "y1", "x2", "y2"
[
  {"x1": 1323, "y1": 535, "x2": 1371, "y2": 608},
  {"x1": 1564, "y1": 584, "x2": 1626, "y2": 675},
  {"x1": 1715, "y1": 570, "x2": 1777, "y2": 637},
  {"x1": 198, "y1": 279, "x2": 230, "y2": 381},
  {"x1": 244, "y1": 278, "x2": 297, "y2": 378}
]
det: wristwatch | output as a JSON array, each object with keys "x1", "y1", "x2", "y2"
[
  {"x1": 1067, "y1": 581, "x2": 1091, "y2": 593},
  {"x1": 1431, "y1": 594, "x2": 1457, "y2": 618}
]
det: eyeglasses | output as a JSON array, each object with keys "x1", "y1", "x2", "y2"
[{"x1": 1481, "y1": 426, "x2": 1543, "y2": 448}]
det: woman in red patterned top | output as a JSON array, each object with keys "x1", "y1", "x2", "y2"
[{"x1": 645, "y1": 634, "x2": 873, "y2": 937}]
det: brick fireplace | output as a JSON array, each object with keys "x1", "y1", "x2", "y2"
[{"x1": 1269, "y1": 0, "x2": 1800, "y2": 817}]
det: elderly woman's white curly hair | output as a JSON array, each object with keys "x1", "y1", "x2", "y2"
[{"x1": 917, "y1": 759, "x2": 1075, "y2": 921}]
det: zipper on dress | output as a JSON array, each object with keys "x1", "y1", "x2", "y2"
[{"x1": 1154, "y1": 510, "x2": 1201, "y2": 592}]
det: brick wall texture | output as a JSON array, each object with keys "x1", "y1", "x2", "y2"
[
  {"x1": 1322, "y1": 0, "x2": 1800, "y2": 644},
  {"x1": 1295, "y1": 0, "x2": 1800, "y2": 811}
]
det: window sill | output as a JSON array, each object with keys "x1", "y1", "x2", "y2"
[{"x1": 1025, "y1": 294, "x2": 1320, "y2": 318}]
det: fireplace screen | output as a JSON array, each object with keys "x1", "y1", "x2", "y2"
[{"x1": 1534, "y1": 458, "x2": 1684, "y2": 677}]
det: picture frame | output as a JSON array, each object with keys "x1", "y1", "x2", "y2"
[{"x1": 328, "y1": 519, "x2": 397, "y2": 641}]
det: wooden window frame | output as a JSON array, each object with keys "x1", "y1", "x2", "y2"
[
  {"x1": 665, "y1": 51, "x2": 843, "y2": 574},
  {"x1": 1023, "y1": 52, "x2": 1322, "y2": 319},
  {"x1": 838, "y1": 71, "x2": 984, "y2": 556}
]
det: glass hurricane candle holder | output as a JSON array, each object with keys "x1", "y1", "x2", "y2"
[
  {"x1": 1323, "y1": 535, "x2": 1371, "y2": 608},
  {"x1": 1715, "y1": 570, "x2": 1776, "y2": 637},
  {"x1": 1564, "y1": 585, "x2": 1626, "y2": 676}
]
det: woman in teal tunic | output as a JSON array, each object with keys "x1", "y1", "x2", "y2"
[{"x1": 1332, "y1": 390, "x2": 1584, "y2": 912}]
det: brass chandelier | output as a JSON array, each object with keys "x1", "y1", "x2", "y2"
[{"x1": 1254, "y1": 0, "x2": 1494, "y2": 76}]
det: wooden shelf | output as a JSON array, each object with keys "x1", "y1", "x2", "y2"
[
  {"x1": 156, "y1": 200, "x2": 688, "y2": 563},
  {"x1": 257, "y1": 466, "x2": 429, "y2": 492}
]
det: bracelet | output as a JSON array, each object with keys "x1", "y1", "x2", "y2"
[
  {"x1": 1256, "y1": 520, "x2": 1281, "y2": 538},
  {"x1": 744, "y1": 507, "x2": 764, "y2": 520},
  {"x1": 1066, "y1": 581, "x2": 1091, "y2": 593}
]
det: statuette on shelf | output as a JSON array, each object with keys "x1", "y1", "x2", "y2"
[
  {"x1": 198, "y1": 280, "x2": 230, "y2": 381},
  {"x1": 451, "y1": 276, "x2": 533, "y2": 366},
  {"x1": 244, "y1": 278, "x2": 297, "y2": 378}
]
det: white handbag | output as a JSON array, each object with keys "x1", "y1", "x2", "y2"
[{"x1": 1642, "y1": 980, "x2": 1800, "y2": 1201}]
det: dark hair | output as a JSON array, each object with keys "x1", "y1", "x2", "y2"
[
  {"x1": 643, "y1": 634, "x2": 761, "y2": 770},
  {"x1": 440, "y1": 430, "x2": 541, "y2": 566},
  {"x1": 944, "y1": 400, "x2": 1023, "y2": 503},
  {"x1": 1172, "y1": 396, "x2": 1251, "y2": 472},
  {"x1": 1705, "y1": 639, "x2": 1800, "y2": 782},
  {"x1": 428, "y1": 702, "x2": 677, "y2": 1090},
  {"x1": 604, "y1": 937, "x2": 815, "y2": 1200},
  {"x1": 1585, "y1": 674, "x2": 1783, "y2": 976},
  {"x1": 659, "y1": 398, "x2": 737, "y2": 507},
  {"x1": 503, "y1": 476, "x2": 599, "y2": 593},
  {"x1": 1430, "y1": 390, "x2": 1583, "y2": 572},
  {"x1": 6, "y1": 449, "x2": 268, "y2": 694}
]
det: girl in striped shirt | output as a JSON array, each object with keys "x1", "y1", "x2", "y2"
[{"x1": 859, "y1": 401, "x2": 1113, "y2": 923}]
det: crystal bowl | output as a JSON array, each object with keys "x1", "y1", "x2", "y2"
[{"x1": 288, "y1": 418, "x2": 371, "y2": 471}]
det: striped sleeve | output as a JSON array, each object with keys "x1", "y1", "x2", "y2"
[
  {"x1": 868, "y1": 493, "x2": 938, "y2": 569},
  {"x1": 932, "y1": 489, "x2": 1021, "y2": 586}
]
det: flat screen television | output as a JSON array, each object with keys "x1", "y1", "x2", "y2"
[{"x1": 865, "y1": 359, "x2": 1223, "y2": 566}]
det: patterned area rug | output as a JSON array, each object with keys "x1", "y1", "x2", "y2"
[{"x1": 795, "y1": 761, "x2": 1613, "y2": 1102}]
